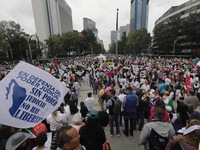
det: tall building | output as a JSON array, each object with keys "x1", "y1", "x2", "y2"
[
  {"x1": 119, "y1": 26, "x2": 126, "y2": 40},
  {"x1": 83, "y1": 17, "x2": 96, "y2": 29},
  {"x1": 155, "y1": 0, "x2": 200, "y2": 25},
  {"x1": 111, "y1": 30, "x2": 117, "y2": 45},
  {"x1": 83, "y1": 17, "x2": 100, "y2": 41},
  {"x1": 31, "y1": 0, "x2": 73, "y2": 42},
  {"x1": 154, "y1": 0, "x2": 200, "y2": 54},
  {"x1": 125, "y1": 24, "x2": 130, "y2": 36},
  {"x1": 130, "y1": 0, "x2": 149, "y2": 31}
]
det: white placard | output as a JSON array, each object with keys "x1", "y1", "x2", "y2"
[
  {"x1": 0, "y1": 61, "x2": 68, "y2": 128},
  {"x1": 132, "y1": 65, "x2": 139, "y2": 71}
]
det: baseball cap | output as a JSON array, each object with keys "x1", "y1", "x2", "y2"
[
  {"x1": 88, "y1": 110, "x2": 99, "y2": 119},
  {"x1": 6, "y1": 132, "x2": 31, "y2": 150}
]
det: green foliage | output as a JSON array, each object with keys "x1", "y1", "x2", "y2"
[
  {"x1": 127, "y1": 28, "x2": 151, "y2": 54},
  {"x1": 182, "y1": 12, "x2": 200, "y2": 44},
  {"x1": 153, "y1": 12, "x2": 200, "y2": 53},
  {"x1": 108, "y1": 30, "x2": 151, "y2": 54},
  {"x1": 0, "y1": 20, "x2": 42, "y2": 61},
  {"x1": 45, "y1": 29, "x2": 104, "y2": 57}
]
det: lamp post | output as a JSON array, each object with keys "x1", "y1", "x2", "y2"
[
  {"x1": 116, "y1": 8, "x2": 119, "y2": 56},
  {"x1": 173, "y1": 39, "x2": 179, "y2": 56},
  {"x1": 27, "y1": 34, "x2": 39, "y2": 63}
]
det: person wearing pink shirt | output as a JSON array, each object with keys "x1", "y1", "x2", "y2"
[{"x1": 149, "y1": 99, "x2": 170, "y2": 122}]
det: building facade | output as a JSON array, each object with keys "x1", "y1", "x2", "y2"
[
  {"x1": 155, "y1": 0, "x2": 200, "y2": 25},
  {"x1": 83, "y1": 17, "x2": 96, "y2": 29},
  {"x1": 31, "y1": 0, "x2": 73, "y2": 42},
  {"x1": 111, "y1": 30, "x2": 117, "y2": 45},
  {"x1": 154, "y1": 0, "x2": 200, "y2": 55},
  {"x1": 130, "y1": 0, "x2": 149, "y2": 31}
]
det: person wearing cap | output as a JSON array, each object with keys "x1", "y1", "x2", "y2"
[
  {"x1": 5, "y1": 132, "x2": 31, "y2": 150},
  {"x1": 56, "y1": 125, "x2": 86, "y2": 150},
  {"x1": 79, "y1": 110, "x2": 106, "y2": 150},
  {"x1": 166, "y1": 119, "x2": 200, "y2": 150}
]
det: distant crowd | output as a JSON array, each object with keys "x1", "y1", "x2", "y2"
[{"x1": 0, "y1": 56, "x2": 200, "y2": 150}]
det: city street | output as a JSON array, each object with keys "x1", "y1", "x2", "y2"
[{"x1": 79, "y1": 81, "x2": 144, "y2": 150}]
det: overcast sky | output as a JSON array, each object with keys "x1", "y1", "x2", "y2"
[{"x1": 0, "y1": 0, "x2": 188, "y2": 50}]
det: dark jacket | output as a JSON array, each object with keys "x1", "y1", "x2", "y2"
[
  {"x1": 124, "y1": 93, "x2": 138, "y2": 113},
  {"x1": 79, "y1": 125, "x2": 106, "y2": 150}
]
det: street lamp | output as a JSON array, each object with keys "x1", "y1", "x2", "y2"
[
  {"x1": 26, "y1": 34, "x2": 39, "y2": 63},
  {"x1": 173, "y1": 39, "x2": 179, "y2": 56}
]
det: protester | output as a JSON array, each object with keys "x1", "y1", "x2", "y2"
[
  {"x1": 166, "y1": 119, "x2": 200, "y2": 150},
  {"x1": 80, "y1": 102, "x2": 88, "y2": 121},
  {"x1": 139, "y1": 107, "x2": 175, "y2": 150},
  {"x1": 98, "y1": 85, "x2": 106, "y2": 111},
  {"x1": 32, "y1": 132, "x2": 48, "y2": 150},
  {"x1": 46, "y1": 109, "x2": 65, "y2": 137},
  {"x1": 85, "y1": 92, "x2": 95, "y2": 112},
  {"x1": 106, "y1": 89, "x2": 120, "y2": 136},
  {"x1": 56, "y1": 125, "x2": 86, "y2": 150},
  {"x1": 79, "y1": 110, "x2": 106, "y2": 150},
  {"x1": 123, "y1": 87, "x2": 138, "y2": 136},
  {"x1": 184, "y1": 90, "x2": 199, "y2": 111},
  {"x1": 6, "y1": 132, "x2": 31, "y2": 150}
]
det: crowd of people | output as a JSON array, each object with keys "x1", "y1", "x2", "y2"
[{"x1": 0, "y1": 55, "x2": 200, "y2": 150}]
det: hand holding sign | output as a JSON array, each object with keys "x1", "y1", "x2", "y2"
[{"x1": 0, "y1": 61, "x2": 68, "y2": 128}]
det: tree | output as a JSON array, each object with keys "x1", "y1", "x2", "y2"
[
  {"x1": 153, "y1": 13, "x2": 200, "y2": 54},
  {"x1": 0, "y1": 21, "x2": 29, "y2": 61},
  {"x1": 127, "y1": 28, "x2": 151, "y2": 54},
  {"x1": 81, "y1": 29, "x2": 96, "y2": 55},
  {"x1": 0, "y1": 20, "x2": 42, "y2": 61},
  {"x1": 182, "y1": 12, "x2": 200, "y2": 48}
]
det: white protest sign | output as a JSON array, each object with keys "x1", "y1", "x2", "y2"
[
  {"x1": 61, "y1": 65, "x2": 67, "y2": 71},
  {"x1": 132, "y1": 65, "x2": 139, "y2": 71},
  {"x1": 59, "y1": 69, "x2": 65, "y2": 76},
  {"x1": 0, "y1": 61, "x2": 68, "y2": 128}
]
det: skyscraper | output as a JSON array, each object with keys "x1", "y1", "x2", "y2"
[
  {"x1": 110, "y1": 30, "x2": 117, "y2": 45},
  {"x1": 31, "y1": 0, "x2": 73, "y2": 42},
  {"x1": 130, "y1": 0, "x2": 149, "y2": 31},
  {"x1": 83, "y1": 17, "x2": 96, "y2": 29},
  {"x1": 83, "y1": 17, "x2": 99, "y2": 41}
]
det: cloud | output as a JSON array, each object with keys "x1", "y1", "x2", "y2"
[{"x1": 0, "y1": 0, "x2": 188, "y2": 51}]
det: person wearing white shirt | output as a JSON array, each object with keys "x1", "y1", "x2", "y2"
[
  {"x1": 85, "y1": 92, "x2": 95, "y2": 111},
  {"x1": 141, "y1": 81, "x2": 150, "y2": 93},
  {"x1": 118, "y1": 89, "x2": 126, "y2": 126}
]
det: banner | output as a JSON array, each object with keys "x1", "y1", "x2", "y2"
[
  {"x1": 132, "y1": 65, "x2": 139, "y2": 71},
  {"x1": 0, "y1": 61, "x2": 68, "y2": 128}
]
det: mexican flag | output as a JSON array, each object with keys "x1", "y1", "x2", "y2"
[
  {"x1": 133, "y1": 56, "x2": 138, "y2": 62},
  {"x1": 167, "y1": 97, "x2": 174, "y2": 110}
]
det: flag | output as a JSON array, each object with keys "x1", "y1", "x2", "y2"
[
  {"x1": 133, "y1": 56, "x2": 138, "y2": 62},
  {"x1": 54, "y1": 60, "x2": 58, "y2": 66},
  {"x1": 167, "y1": 97, "x2": 173, "y2": 110}
]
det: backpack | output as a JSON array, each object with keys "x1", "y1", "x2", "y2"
[
  {"x1": 148, "y1": 129, "x2": 169, "y2": 150},
  {"x1": 111, "y1": 97, "x2": 122, "y2": 114}
]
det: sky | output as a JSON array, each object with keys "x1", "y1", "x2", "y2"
[{"x1": 0, "y1": 0, "x2": 189, "y2": 50}]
